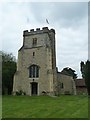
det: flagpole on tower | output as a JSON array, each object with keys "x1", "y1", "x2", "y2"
[{"x1": 46, "y1": 19, "x2": 49, "y2": 24}]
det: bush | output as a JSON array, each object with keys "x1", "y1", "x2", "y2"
[
  {"x1": 64, "y1": 91, "x2": 71, "y2": 95},
  {"x1": 16, "y1": 90, "x2": 26, "y2": 96},
  {"x1": 42, "y1": 91, "x2": 47, "y2": 95}
]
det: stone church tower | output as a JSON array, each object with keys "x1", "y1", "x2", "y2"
[{"x1": 13, "y1": 27, "x2": 57, "y2": 96}]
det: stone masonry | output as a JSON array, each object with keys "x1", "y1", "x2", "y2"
[{"x1": 13, "y1": 27, "x2": 76, "y2": 96}]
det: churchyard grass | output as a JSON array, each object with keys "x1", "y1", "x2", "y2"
[{"x1": 2, "y1": 95, "x2": 88, "y2": 118}]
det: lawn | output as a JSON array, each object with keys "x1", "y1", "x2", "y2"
[{"x1": 2, "y1": 95, "x2": 88, "y2": 118}]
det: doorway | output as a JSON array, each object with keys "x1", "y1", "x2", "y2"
[{"x1": 31, "y1": 82, "x2": 38, "y2": 96}]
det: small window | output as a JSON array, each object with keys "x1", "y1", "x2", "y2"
[
  {"x1": 32, "y1": 38, "x2": 37, "y2": 46},
  {"x1": 61, "y1": 83, "x2": 64, "y2": 88},
  {"x1": 33, "y1": 52, "x2": 35, "y2": 57}
]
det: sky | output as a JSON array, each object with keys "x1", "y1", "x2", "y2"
[{"x1": 0, "y1": 1, "x2": 89, "y2": 78}]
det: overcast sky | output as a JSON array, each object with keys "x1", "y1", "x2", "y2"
[{"x1": 0, "y1": 2, "x2": 88, "y2": 78}]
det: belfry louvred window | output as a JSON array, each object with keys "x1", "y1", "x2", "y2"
[
  {"x1": 29, "y1": 65, "x2": 39, "y2": 78},
  {"x1": 32, "y1": 38, "x2": 37, "y2": 46}
]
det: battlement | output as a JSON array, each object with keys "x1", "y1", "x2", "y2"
[{"x1": 23, "y1": 27, "x2": 55, "y2": 36}]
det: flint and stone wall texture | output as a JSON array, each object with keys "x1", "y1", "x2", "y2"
[
  {"x1": 13, "y1": 27, "x2": 57, "y2": 96},
  {"x1": 57, "y1": 73, "x2": 76, "y2": 95},
  {"x1": 13, "y1": 27, "x2": 76, "y2": 96}
]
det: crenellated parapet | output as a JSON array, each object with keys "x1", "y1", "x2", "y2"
[{"x1": 23, "y1": 27, "x2": 55, "y2": 36}]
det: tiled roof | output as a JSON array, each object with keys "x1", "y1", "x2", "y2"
[{"x1": 75, "y1": 79, "x2": 86, "y2": 87}]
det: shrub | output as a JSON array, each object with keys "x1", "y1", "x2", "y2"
[{"x1": 16, "y1": 90, "x2": 26, "y2": 96}]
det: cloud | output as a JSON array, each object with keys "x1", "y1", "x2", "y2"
[
  {"x1": 55, "y1": 15, "x2": 88, "y2": 77},
  {"x1": 29, "y1": 2, "x2": 88, "y2": 28},
  {"x1": 0, "y1": 2, "x2": 88, "y2": 78},
  {"x1": 1, "y1": 2, "x2": 34, "y2": 55}
]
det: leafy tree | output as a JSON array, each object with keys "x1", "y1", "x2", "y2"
[
  {"x1": 80, "y1": 60, "x2": 90, "y2": 95},
  {"x1": 61, "y1": 67, "x2": 77, "y2": 79},
  {"x1": 2, "y1": 51, "x2": 16, "y2": 95}
]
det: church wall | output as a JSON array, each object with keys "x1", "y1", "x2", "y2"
[
  {"x1": 13, "y1": 49, "x2": 52, "y2": 95},
  {"x1": 13, "y1": 27, "x2": 56, "y2": 96},
  {"x1": 13, "y1": 27, "x2": 76, "y2": 96},
  {"x1": 57, "y1": 73, "x2": 76, "y2": 95}
]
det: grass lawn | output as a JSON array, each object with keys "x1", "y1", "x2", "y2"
[{"x1": 2, "y1": 95, "x2": 88, "y2": 118}]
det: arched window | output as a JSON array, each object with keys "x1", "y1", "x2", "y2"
[{"x1": 29, "y1": 65, "x2": 39, "y2": 78}]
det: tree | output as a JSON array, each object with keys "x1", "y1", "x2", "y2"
[
  {"x1": 61, "y1": 67, "x2": 77, "y2": 79},
  {"x1": 2, "y1": 52, "x2": 16, "y2": 95},
  {"x1": 80, "y1": 60, "x2": 90, "y2": 95}
]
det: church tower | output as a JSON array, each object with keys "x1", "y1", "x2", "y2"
[{"x1": 13, "y1": 27, "x2": 57, "y2": 96}]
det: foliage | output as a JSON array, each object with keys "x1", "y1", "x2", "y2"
[
  {"x1": 16, "y1": 90, "x2": 26, "y2": 96},
  {"x1": 80, "y1": 60, "x2": 90, "y2": 95},
  {"x1": 2, "y1": 95, "x2": 88, "y2": 118},
  {"x1": 61, "y1": 67, "x2": 77, "y2": 79},
  {"x1": 2, "y1": 51, "x2": 16, "y2": 95}
]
